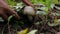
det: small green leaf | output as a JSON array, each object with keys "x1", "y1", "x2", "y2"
[
  {"x1": 27, "y1": 30, "x2": 37, "y2": 34},
  {"x1": 17, "y1": 28, "x2": 28, "y2": 34},
  {"x1": 8, "y1": 15, "x2": 14, "y2": 22}
]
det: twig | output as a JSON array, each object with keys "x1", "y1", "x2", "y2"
[{"x1": 8, "y1": 21, "x2": 11, "y2": 34}]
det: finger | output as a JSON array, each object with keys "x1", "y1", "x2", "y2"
[
  {"x1": 9, "y1": 11, "x2": 20, "y2": 20},
  {"x1": 6, "y1": 9, "x2": 20, "y2": 20}
]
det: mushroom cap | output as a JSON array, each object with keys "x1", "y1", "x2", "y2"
[{"x1": 23, "y1": 6, "x2": 35, "y2": 16}]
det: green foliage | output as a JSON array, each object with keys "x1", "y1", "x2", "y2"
[
  {"x1": 5, "y1": 0, "x2": 17, "y2": 7},
  {"x1": 30, "y1": 0, "x2": 59, "y2": 4},
  {"x1": 52, "y1": 0, "x2": 59, "y2": 4}
]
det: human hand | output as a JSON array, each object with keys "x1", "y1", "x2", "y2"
[
  {"x1": 0, "y1": 0, "x2": 20, "y2": 20},
  {"x1": 0, "y1": 7, "x2": 20, "y2": 20}
]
